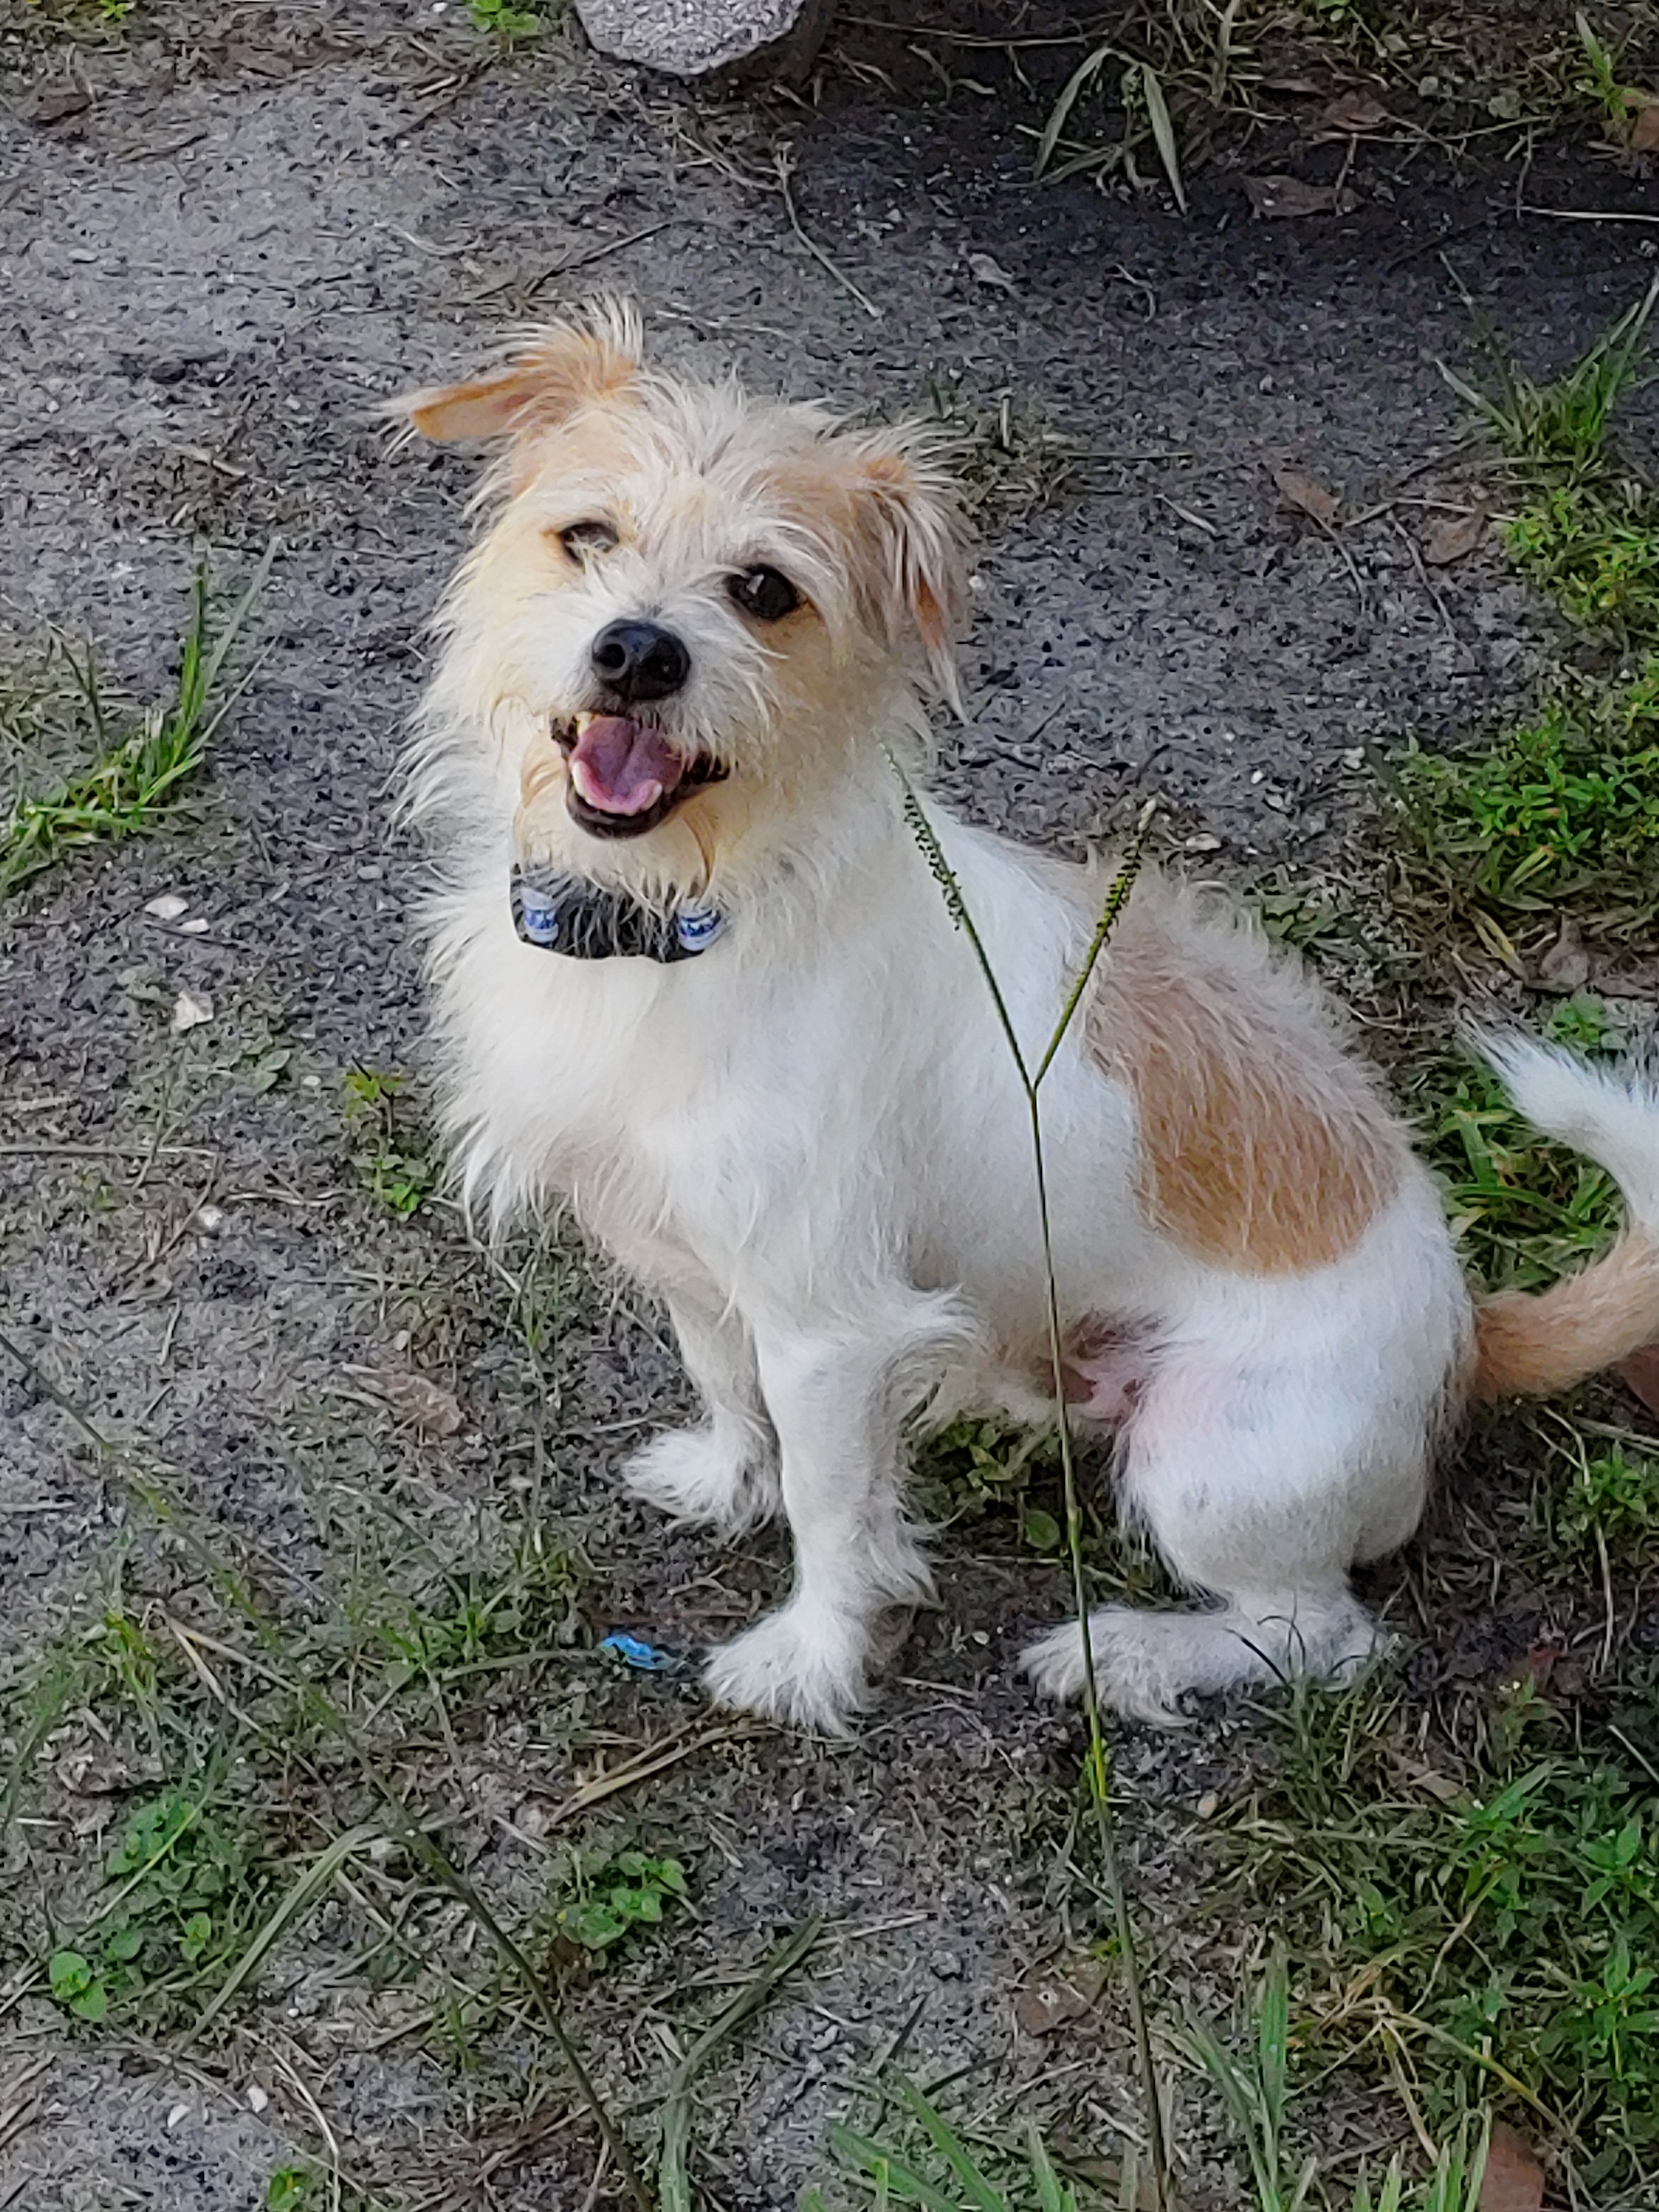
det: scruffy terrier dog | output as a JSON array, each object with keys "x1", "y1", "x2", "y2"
[{"x1": 392, "y1": 303, "x2": 1659, "y2": 1733}]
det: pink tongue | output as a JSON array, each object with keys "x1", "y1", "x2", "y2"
[{"x1": 569, "y1": 716, "x2": 684, "y2": 817}]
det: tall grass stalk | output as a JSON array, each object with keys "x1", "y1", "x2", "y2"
[{"x1": 891, "y1": 758, "x2": 1169, "y2": 2205}]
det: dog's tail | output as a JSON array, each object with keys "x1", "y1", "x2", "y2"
[{"x1": 1471, "y1": 1037, "x2": 1659, "y2": 1402}]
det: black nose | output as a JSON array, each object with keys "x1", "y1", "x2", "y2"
[{"x1": 590, "y1": 619, "x2": 690, "y2": 704}]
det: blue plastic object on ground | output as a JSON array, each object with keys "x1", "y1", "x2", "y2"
[{"x1": 598, "y1": 1630, "x2": 688, "y2": 1675}]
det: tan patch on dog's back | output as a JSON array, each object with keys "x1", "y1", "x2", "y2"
[{"x1": 1087, "y1": 915, "x2": 1402, "y2": 1275}]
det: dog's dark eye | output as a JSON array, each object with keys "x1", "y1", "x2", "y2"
[
  {"x1": 558, "y1": 520, "x2": 617, "y2": 562},
  {"x1": 728, "y1": 566, "x2": 801, "y2": 622}
]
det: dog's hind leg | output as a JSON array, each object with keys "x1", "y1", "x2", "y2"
[
  {"x1": 623, "y1": 1286, "x2": 778, "y2": 1533},
  {"x1": 1022, "y1": 1264, "x2": 1453, "y2": 1723},
  {"x1": 702, "y1": 1288, "x2": 967, "y2": 1731}
]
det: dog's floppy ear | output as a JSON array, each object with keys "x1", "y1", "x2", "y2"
[
  {"x1": 845, "y1": 434, "x2": 969, "y2": 715},
  {"x1": 389, "y1": 300, "x2": 643, "y2": 444}
]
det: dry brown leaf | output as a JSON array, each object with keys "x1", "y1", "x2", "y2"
[
  {"x1": 355, "y1": 1366, "x2": 466, "y2": 1437},
  {"x1": 1631, "y1": 98, "x2": 1659, "y2": 154},
  {"x1": 224, "y1": 41, "x2": 295, "y2": 77},
  {"x1": 1536, "y1": 916, "x2": 1590, "y2": 994},
  {"x1": 1243, "y1": 174, "x2": 1347, "y2": 219},
  {"x1": 1479, "y1": 2123, "x2": 1544, "y2": 2212},
  {"x1": 1617, "y1": 1341, "x2": 1659, "y2": 1421},
  {"x1": 1599, "y1": 955, "x2": 1659, "y2": 998},
  {"x1": 1394, "y1": 1755, "x2": 1465, "y2": 1805},
  {"x1": 967, "y1": 251, "x2": 1019, "y2": 295},
  {"x1": 33, "y1": 88, "x2": 92, "y2": 124},
  {"x1": 1423, "y1": 506, "x2": 1487, "y2": 566},
  {"x1": 1272, "y1": 467, "x2": 1340, "y2": 525},
  {"x1": 1013, "y1": 1960, "x2": 1106, "y2": 2036},
  {"x1": 1316, "y1": 91, "x2": 1389, "y2": 134},
  {"x1": 1507, "y1": 1644, "x2": 1564, "y2": 1693},
  {"x1": 1470, "y1": 906, "x2": 1523, "y2": 973}
]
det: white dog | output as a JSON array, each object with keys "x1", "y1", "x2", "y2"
[{"x1": 391, "y1": 304, "x2": 1659, "y2": 1731}]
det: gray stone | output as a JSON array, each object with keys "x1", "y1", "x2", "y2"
[{"x1": 572, "y1": 0, "x2": 835, "y2": 81}]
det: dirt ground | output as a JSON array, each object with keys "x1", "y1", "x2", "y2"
[{"x1": 2, "y1": 3, "x2": 1658, "y2": 2206}]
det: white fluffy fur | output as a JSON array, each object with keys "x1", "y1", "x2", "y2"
[{"x1": 394, "y1": 309, "x2": 1659, "y2": 1733}]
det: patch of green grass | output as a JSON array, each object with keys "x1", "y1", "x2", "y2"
[
  {"x1": 1574, "y1": 8, "x2": 1659, "y2": 151},
  {"x1": 1214, "y1": 1676, "x2": 1659, "y2": 2194},
  {"x1": 1443, "y1": 278, "x2": 1657, "y2": 484},
  {"x1": 1505, "y1": 482, "x2": 1659, "y2": 633},
  {"x1": 1410, "y1": 1003, "x2": 1625, "y2": 1293},
  {"x1": 809, "y1": 2076, "x2": 1088, "y2": 2212},
  {"x1": 342, "y1": 1066, "x2": 439, "y2": 1216},
  {"x1": 1184, "y1": 1956, "x2": 1493, "y2": 2212},
  {"x1": 46, "y1": 1786, "x2": 272, "y2": 2031},
  {"x1": 810, "y1": 2057, "x2": 1493, "y2": 2212},
  {"x1": 0, "y1": 548, "x2": 272, "y2": 896},
  {"x1": 916, "y1": 1415, "x2": 1064, "y2": 1548},
  {"x1": 1399, "y1": 284, "x2": 1659, "y2": 944},
  {"x1": 19, "y1": 0, "x2": 133, "y2": 28},
  {"x1": 1534, "y1": 1435, "x2": 1659, "y2": 1564},
  {"x1": 1388, "y1": 665, "x2": 1659, "y2": 932},
  {"x1": 374, "y1": 1546, "x2": 584, "y2": 1695}
]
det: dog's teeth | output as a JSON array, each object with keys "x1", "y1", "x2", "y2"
[{"x1": 572, "y1": 711, "x2": 594, "y2": 734}]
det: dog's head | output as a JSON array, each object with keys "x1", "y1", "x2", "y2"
[{"x1": 393, "y1": 303, "x2": 967, "y2": 885}]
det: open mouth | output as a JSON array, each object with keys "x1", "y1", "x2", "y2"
[{"x1": 553, "y1": 713, "x2": 728, "y2": 840}]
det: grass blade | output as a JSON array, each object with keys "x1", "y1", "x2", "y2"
[
  {"x1": 1027, "y1": 2124, "x2": 1072, "y2": 2212},
  {"x1": 1037, "y1": 46, "x2": 1110, "y2": 176},
  {"x1": 1140, "y1": 65, "x2": 1187, "y2": 214},
  {"x1": 658, "y1": 1917, "x2": 822, "y2": 2212},
  {"x1": 826, "y1": 2123, "x2": 969, "y2": 2212},
  {"x1": 893, "y1": 2079, "x2": 1005, "y2": 2212},
  {"x1": 194, "y1": 1821, "x2": 381, "y2": 2036}
]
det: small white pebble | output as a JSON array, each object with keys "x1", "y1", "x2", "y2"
[
  {"x1": 171, "y1": 990, "x2": 214, "y2": 1034},
  {"x1": 301, "y1": 1073, "x2": 322, "y2": 1091},
  {"x1": 166, "y1": 2103, "x2": 190, "y2": 2131},
  {"x1": 246, "y1": 2084, "x2": 268, "y2": 2114},
  {"x1": 193, "y1": 1204, "x2": 225, "y2": 1234},
  {"x1": 144, "y1": 893, "x2": 189, "y2": 922},
  {"x1": 180, "y1": 916, "x2": 210, "y2": 935},
  {"x1": 1196, "y1": 1792, "x2": 1219, "y2": 1818}
]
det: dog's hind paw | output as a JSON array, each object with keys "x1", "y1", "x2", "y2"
[
  {"x1": 1021, "y1": 1594, "x2": 1386, "y2": 1726},
  {"x1": 622, "y1": 1424, "x2": 776, "y2": 1534},
  {"x1": 703, "y1": 1603, "x2": 868, "y2": 1734},
  {"x1": 1020, "y1": 1611, "x2": 1191, "y2": 1727}
]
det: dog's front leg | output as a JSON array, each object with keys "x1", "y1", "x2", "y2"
[
  {"x1": 701, "y1": 1293, "x2": 964, "y2": 1732},
  {"x1": 623, "y1": 1287, "x2": 777, "y2": 1533}
]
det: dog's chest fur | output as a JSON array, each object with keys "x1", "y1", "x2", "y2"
[{"x1": 427, "y1": 787, "x2": 1152, "y2": 1325}]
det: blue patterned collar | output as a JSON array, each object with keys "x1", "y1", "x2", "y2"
[{"x1": 510, "y1": 866, "x2": 726, "y2": 963}]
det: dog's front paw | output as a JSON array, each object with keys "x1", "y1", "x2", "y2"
[
  {"x1": 703, "y1": 1603, "x2": 868, "y2": 1734},
  {"x1": 622, "y1": 1424, "x2": 774, "y2": 1533}
]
